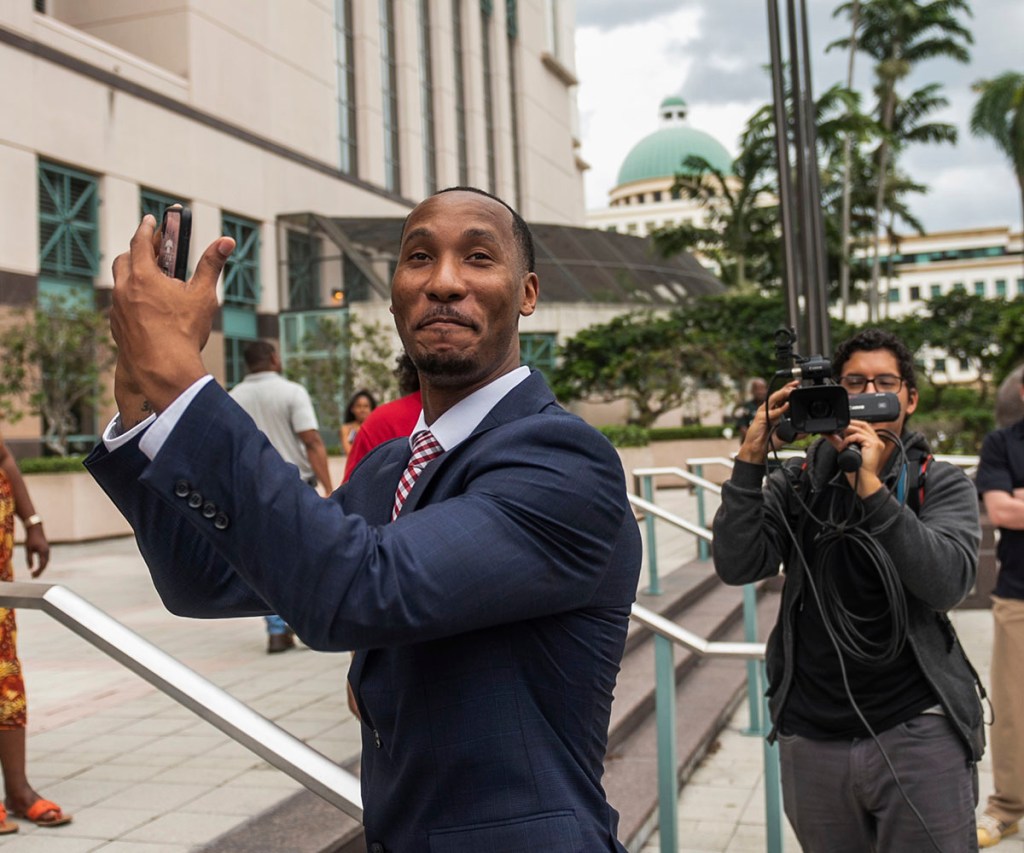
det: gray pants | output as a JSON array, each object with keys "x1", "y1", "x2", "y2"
[{"x1": 779, "y1": 714, "x2": 978, "y2": 852}]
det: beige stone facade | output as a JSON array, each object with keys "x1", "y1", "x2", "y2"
[{"x1": 0, "y1": 0, "x2": 586, "y2": 449}]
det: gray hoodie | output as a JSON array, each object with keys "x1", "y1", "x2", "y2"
[{"x1": 712, "y1": 431, "x2": 985, "y2": 760}]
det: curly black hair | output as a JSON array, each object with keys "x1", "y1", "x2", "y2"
[{"x1": 832, "y1": 328, "x2": 917, "y2": 392}]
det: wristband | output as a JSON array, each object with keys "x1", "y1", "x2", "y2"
[{"x1": 24, "y1": 514, "x2": 43, "y2": 529}]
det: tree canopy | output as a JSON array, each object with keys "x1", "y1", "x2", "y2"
[{"x1": 0, "y1": 297, "x2": 115, "y2": 456}]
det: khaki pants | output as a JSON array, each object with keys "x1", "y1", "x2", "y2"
[{"x1": 986, "y1": 595, "x2": 1024, "y2": 824}]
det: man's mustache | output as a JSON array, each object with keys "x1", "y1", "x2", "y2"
[{"x1": 416, "y1": 307, "x2": 479, "y2": 331}]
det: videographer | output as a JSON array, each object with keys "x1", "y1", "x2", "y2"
[{"x1": 712, "y1": 328, "x2": 984, "y2": 852}]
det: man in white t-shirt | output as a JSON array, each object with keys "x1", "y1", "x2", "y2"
[{"x1": 230, "y1": 340, "x2": 332, "y2": 652}]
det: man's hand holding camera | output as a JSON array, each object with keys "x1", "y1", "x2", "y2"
[
  {"x1": 825, "y1": 419, "x2": 887, "y2": 498},
  {"x1": 736, "y1": 381, "x2": 798, "y2": 464}
]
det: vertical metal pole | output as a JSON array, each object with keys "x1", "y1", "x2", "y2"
[
  {"x1": 655, "y1": 635, "x2": 679, "y2": 853},
  {"x1": 797, "y1": 0, "x2": 831, "y2": 354},
  {"x1": 742, "y1": 584, "x2": 762, "y2": 734},
  {"x1": 693, "y1": 464, "x2": 709, "y2": 561},
  {"x1": 785, "y1": 0, "x2": 817, "y2": 354},
  {"x1": 642, "y1": 475, "x2": 661, "y2": 595},
  {"x1": 762, "y1": 670, "x2": 785, "y2": 853},
  {"x1": 765, "y1": 0, "x2": 800, "y2": 335}
]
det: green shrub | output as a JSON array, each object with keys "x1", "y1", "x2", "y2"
[
  {"x1": 599, "y1": 425, "x2": 650, "y2": 447},
  {"x1": 18, "y1": 455, "x2": 88, "y2": 474},
  {"x1": 649, "y1": 425, "x2": 733, "y2": 441}
]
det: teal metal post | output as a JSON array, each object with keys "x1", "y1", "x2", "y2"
[
  {"x1": 642, "y1": 475, "x2": 661, "y2": 595},
  {"x1": 693, "y1": 463, "x2": 710, "y2": 560},
  {"x1": 761, "y1": 676, "x2": 784, "y2": 853},
  {"x1": 654, "y1": 635, "x2": 679, "y2": 853},
  {"x1": 742, "y1": 583, "x2": 762, "y2": 734}
]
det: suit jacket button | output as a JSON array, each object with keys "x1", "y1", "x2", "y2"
[
  {"x1": 369, "y1": 844, "x2": 385, "y2": 853},
  {"x1": 174, "y1": 480, "x2": 191, "y2": 498},
  {"x1": 187, "y1": 491, "x2": 203, "y2": 509},
  {"x1": 373, "y1": 729, "x2": 382, "y2": 749},
  {"x1": 202, "y1": 502, "x2": 217, "y2": 519},
  {"x1": 214, "y1": 512, "x2": 230, "y2": 530}
]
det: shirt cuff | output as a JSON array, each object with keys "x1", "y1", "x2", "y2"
[
  {"x1": 138, "y1": 375, "x2": 215, "y2": 460},
  {"x1": 102, "y1": 377, "x2": 215, "y2": 456},
  {"x1": 102, "y1": 411, "x2": 157, "y2": 452}
]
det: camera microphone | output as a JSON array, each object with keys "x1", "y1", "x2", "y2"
[{"x1": 837, "y1": 443, "x2": 862, "y2": 472}]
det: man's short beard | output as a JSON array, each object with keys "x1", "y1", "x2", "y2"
[{"x1": 413, "y1": 351, "x2": 482, "y2": 386}]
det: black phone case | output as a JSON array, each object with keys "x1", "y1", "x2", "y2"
[{"x1": 161, "y1": 207, "x2": 192, "y2": 280}]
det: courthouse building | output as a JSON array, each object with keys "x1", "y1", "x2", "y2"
[{"x1": 0, "y1": 1, "x2": 719, "y2": 453}]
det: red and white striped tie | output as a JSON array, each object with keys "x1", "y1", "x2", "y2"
[{"x1": 391, "y1": 430, "x2": 444, "y2": 520}]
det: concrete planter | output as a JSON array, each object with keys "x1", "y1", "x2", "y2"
[{"x1": 16, "y1": 470, "x2": 133, "y2": 544}]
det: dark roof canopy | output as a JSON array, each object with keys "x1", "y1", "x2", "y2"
[{"x1": 280, "y1": 213, "x2": 723, "y2": 306}]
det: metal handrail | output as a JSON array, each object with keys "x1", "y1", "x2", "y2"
[
  {"x1": 629, "y1": 458, "x2": 782, "y2": 853},
  {"x1": 632, "y1": 466, "x2": 723, "y2": 496},
  {"x1": 630, "y1": 603, "x2": 764, "y2": 659},
  {"x1": 0, "y1": 581, "x2": 363, "y2": 820},
  {"x1": 627, "y1": 493, "x2": 712, "y2": 542}
]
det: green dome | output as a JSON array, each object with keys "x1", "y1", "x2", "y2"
[{"x1": 616, "y1": 126, "x2": 733, "y2": 185}]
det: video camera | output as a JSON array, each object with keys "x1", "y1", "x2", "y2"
[{"x1": 773, "y1": 328, "x2": 899, "y2": 437}]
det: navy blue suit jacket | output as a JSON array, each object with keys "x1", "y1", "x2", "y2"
[{"x1": 86, "y1": 370, "x2": 641, "y2": 851}]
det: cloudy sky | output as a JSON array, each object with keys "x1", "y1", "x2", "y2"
[{"x1": 574, "y1": 0, "x2": 1023, "y2": 233}]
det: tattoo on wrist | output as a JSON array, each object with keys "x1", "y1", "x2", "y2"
[{"x1": 141, "y1": 399, "x2": 152, "y2": 413}]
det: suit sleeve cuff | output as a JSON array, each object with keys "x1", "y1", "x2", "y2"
[{"x1": 138, "y1": 375, "x2": 215, "y2": 460}]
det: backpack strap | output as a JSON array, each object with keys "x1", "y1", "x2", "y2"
[{"x1": 904, "y1": 451, "x2": 933, "y2": 515}]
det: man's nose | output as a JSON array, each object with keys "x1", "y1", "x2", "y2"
[{"x1": 426, "y1": 256, "x2": 466, "y2": 301}]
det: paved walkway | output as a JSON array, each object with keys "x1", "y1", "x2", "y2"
[
  {"x1": 9, "y1": 536, "x2": 362, "y2": 852},
  {"x1": 2, "y1": 483, "x2": 1017, "y2": 852}
]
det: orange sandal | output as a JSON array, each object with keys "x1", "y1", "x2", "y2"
[
  {"x1": 0, "y1": 804, "x2": 18, "y2": 835},
  {"x1": 10, "y1": 798, "x2": 71, "y2": 827}
]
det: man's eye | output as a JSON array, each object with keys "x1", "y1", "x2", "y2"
[{"x1": 468, "y1": 252, "x2": 492, "y2": 261}]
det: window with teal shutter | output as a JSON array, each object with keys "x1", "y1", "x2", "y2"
[
  {"x1": 520, "y1": 333, "x2": 557, "y2": 379},
  {"x1": 222, "y1": 213, "x2": 261, "y2": 305},
  {"x1": 287, "y1": 230, "x2": 321, "y2": 309},
  {"x1": 38, "y1": 161, "x2": 99, "y2": 281},
  {"x1": 140, "y1": 188, "x2": 183, "y2": 223}
]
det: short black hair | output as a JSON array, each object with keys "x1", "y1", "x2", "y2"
[
  {"x1": 400, "y1": 186, "x2": 535, "y2": 274},
  {"x1": 832, "y1": 328, "x2": 917, "y2": 392},
  {"x1": 243, "y1": 340, "x2": 276, "y2": 371}
]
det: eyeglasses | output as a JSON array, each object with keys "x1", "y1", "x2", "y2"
[{"x1": 838, "y1": 374, "x2": 904, "y2": 393}]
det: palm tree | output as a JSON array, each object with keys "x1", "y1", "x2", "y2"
[
  {"x1": 653, "y1": 84, "x2": 867, "y2": 293},
  {"x1": 830, "y1": 0, "x2": 972, "y2": 321},
  {"x1": 971, "y1": 71, "x2": 1024, "y2": 278}
]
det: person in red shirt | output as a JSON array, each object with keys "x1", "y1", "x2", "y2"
[{"x1": 342, "y1": 355, "x2": 421, "y2": 483}]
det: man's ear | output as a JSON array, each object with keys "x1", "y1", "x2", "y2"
[
  {"x1": 905, "y1": 387, "x2": 919, "y2": 417},
  {"x1": 520, "y1": 272, "x2": 539, "y2": 317}
]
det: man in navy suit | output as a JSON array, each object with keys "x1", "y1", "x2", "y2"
[{"x1": 87, "y1": 188, "x2": 642, "y2": 851}]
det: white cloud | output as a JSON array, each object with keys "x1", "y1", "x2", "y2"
[
  {"x1": 576, "y1": 7, "x2": 701, "y2": 208},
  {"x1": 575, "y1": 0, "x2": 1024, "y2": 231}
]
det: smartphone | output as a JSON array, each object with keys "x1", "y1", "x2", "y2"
[{"x1": 158, "y1": 206, "x2": 192, "y2": 279}]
